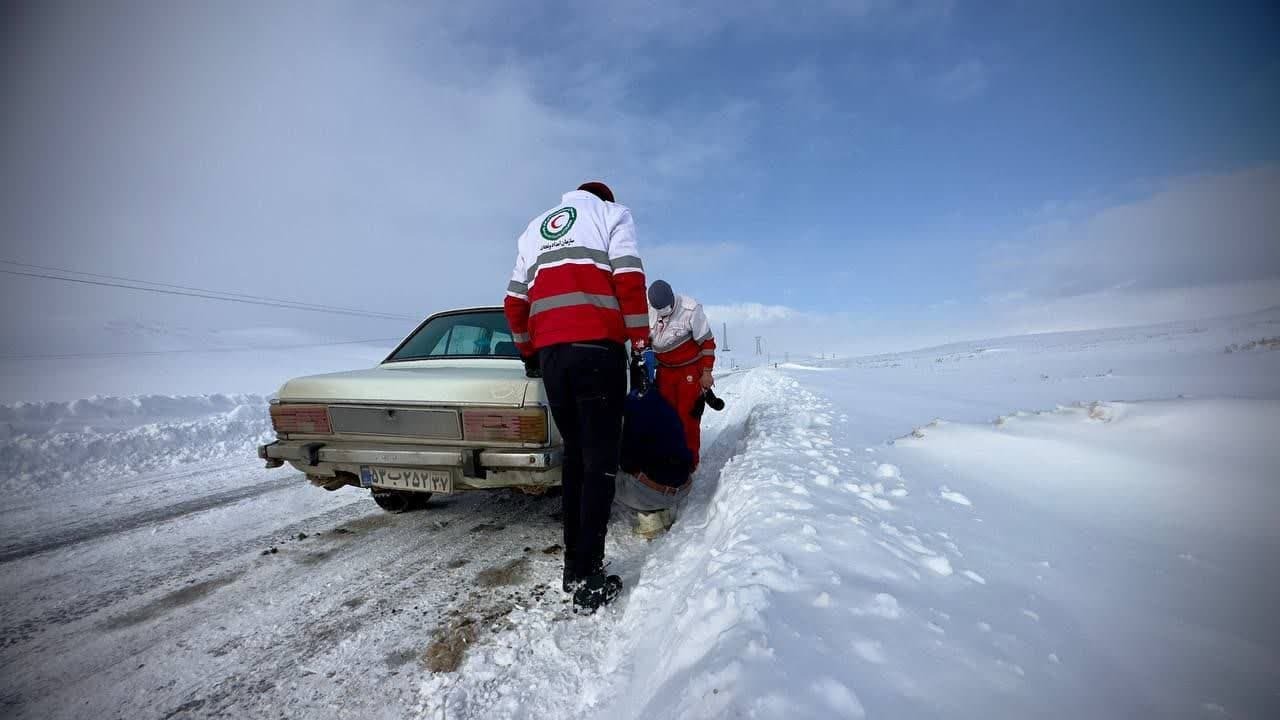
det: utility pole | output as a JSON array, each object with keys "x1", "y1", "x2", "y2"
[
  {"x1": 754, "y1": 336, "x2": 763, "y2": 356},
  {"x1": 722, "y1": 322, "x2": 730, "y2": 352}
]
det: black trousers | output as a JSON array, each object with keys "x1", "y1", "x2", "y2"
[{"x1": 539, "y1": 340, "x2": 627, "y2": 579}]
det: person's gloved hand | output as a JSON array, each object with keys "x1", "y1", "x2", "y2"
[
  {"x1": 522, "y1": 353, "x2": 542, "y2": 379},
  {"x1": 703, "y1": 388, "x2": 725, "y2": 411},
  {"x1": 629, "y1": 354, "x2": 650, "y2": 395}
]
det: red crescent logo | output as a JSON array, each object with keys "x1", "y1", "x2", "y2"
[{"x1": 550, "y1": 215, "x2": 564, "y2": 230}]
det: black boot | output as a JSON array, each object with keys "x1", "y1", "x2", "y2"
[
  {"x1": 572, "y1": 573, "x2": 622, "y2": 613},
  {"x1": 562, "y1": 565, "x2": 580, "y2": 593}
]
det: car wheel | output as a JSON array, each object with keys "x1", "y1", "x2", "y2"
[{"x1": 372, "y1": 489, "x2": 431, "y2": 512}]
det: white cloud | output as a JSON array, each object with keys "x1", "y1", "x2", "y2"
[
  {"x1": 0, "y1": 2, "x2": 755, "y2": 354},
  {"x1": 577, "y1": 0, "x2": 947, "y2": 47},
  {"x1": 979, "y1": 280, "x2": 1280, "y2": 336},
  {"x1": 990, "y1": 167, "x2": 1280, "y2": 301},
  {"x1": 705, "y1": 166, "x2": 1280, "y2": 357},
  {"x1": 704, "y1": 302, "x2": 800, "y2": 325}
]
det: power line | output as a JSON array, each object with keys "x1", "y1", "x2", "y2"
[
  {"x1": 0, "y1": 337, "x2": 400, "y2": 361},
  {"x1": 0, "y1": 260, "x2": 396, "y2": 316},
  {"x1": 1, "y1": 268, "x2": 415, "y2": 321},
  {"x1": 1, "y1": 263, "x2": 417, "y2": 321}
]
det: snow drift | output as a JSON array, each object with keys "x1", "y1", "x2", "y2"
[
  {"x1": 417, "y1": 307, "x2": 1280, "y2": 720},
  {"x1": 0, "y1": 394, "x2": 271, "y2": 493}
]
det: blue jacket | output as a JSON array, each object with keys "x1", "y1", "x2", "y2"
[{"x1": 621, "y1": 379, "x2": 693, "y2": 487}]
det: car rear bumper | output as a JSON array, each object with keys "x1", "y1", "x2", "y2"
[{"x1": 258, "y1": 440, "x2": 562, "y2": 489}]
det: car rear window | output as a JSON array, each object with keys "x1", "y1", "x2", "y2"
[{"x1": 386, "y1": 310, "x2": 521, "y2": 361}]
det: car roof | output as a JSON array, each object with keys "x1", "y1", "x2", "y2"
[{"x1": 435, "y1": 306, "x2": 503, "y2": 315}]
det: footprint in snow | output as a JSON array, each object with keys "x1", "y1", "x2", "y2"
[
  {"x1": 851, "y1": 592, "x2": 902, "y2": 619},
  {"x1": 875, "y1": 463, "x2": 901, "y2": 479},
  {"x1": 920, "y1": 555, "x2": 953, "y2": 576},
  {"x1": 939, "y1": 486, "x2": 973, "y2": 506},
  {"x1": 851, "y1": 639, "x2": 887, "y2": 664}
]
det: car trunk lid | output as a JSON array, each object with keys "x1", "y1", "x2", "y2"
[{"x1": 277, "y1": 359, "x2": 532, "y2": 407}]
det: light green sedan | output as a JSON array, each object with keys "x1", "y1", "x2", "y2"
[{"x1": 259, "y1": 307, "x2": 562, "y2": 512}]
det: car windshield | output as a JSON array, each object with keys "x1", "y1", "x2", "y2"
[{"x1": 385, "y1": 310, "x2": 521, "y2": 362}]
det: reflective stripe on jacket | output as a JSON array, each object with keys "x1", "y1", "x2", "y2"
[
  {"x1": 503, "y1": 190, "x2": 648, "y2": 354},
  {"x1": 650, "y1": 294, "x2": 715, "y2": 370}
]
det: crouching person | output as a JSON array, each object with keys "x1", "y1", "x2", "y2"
[
  {"x1": 615, "y1": 375, "x2": 694, "y2": 538},
  {"x1": 646, "y1": 280, "x2": 716, "y2": 470}
]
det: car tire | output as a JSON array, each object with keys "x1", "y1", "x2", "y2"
[{"x1": 372, "y1": 489, "x2": 431, "y2": 513}]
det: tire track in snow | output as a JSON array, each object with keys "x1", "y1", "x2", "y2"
[
  {"x1": 0, "y1": 482, "x2": 370, "y2": 656},
  {"x1": 149, "y1": 492, "x2": 566, "y2": 719},
  {"x1": 0, "y1": 459, "x2": 250, "y2": 516},
  {"x1": 0, "y1": 483, "x2": 565, "y2": 719},
  {"x1": 0, "y1": 474, "x2": 300, "y2": 563}
]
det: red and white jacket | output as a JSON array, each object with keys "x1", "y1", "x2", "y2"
[
  {"x1": 504, "y1": 190, "x2": 649, "y2": 355},
  {"x1": 650, "y1": 294, "x2": 716, "y2": 371}
]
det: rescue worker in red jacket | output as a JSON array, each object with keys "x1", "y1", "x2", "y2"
[
  {"x1": 503, "y1": 181, "x2": 649, "y2": 612},
  {"x1": 646, "y1": 280, "x2": 716, "y2": 469}
]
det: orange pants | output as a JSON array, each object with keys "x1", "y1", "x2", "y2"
[{"x1": 656, "y1": 366, "x2": 704, "y2": 469}]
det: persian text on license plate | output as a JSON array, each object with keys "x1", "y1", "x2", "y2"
[{"x1": 359, "y1": 466, "x2": 453, "y2": 494}]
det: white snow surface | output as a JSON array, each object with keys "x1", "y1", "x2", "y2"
[
  {"x1": 416, "y1": 309, "x2": 1280, "y2": 720},
  {"x1": 2, "y1": 309, "x2": 1279, "y2": 719},
  {"x1": 0, "y1": 393, "x2": 271, "y2": 495}
]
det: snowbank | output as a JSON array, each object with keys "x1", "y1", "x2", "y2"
[
  {"x1": 0, "y1": 394, "x2": 271, "y2": 493},
  {"x1": 419, "y1": 351, "x2": 1280, "y2": 718},
  {"x1": 775, "y1": 362, "x2": 836, "y2": 371},
  {"x1": 898, "y1": 398, "x2": 1280, "y2": 538},
  {"x1": 881, "y1": 398, "x2": 1280, "y2": 718},
  {"x1": 0, "y1": 393, "x2": 265, "y2": 434},
  {"x1": 597, "y1": 370, "x2": 955, "y2": 719},
  {"x1": 419, "y1": 371, "x2": 1010, "y2": 718}
]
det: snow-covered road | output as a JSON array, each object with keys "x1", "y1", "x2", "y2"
[
  {"x1": 1, "y1": 458, "x2": 574, "y2": 718},
  {"x1": 2, "y1": 310, "x2": 1279, "y2": 719}
]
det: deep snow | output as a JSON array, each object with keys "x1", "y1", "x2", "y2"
[
  {"x1": 0, "y1": 393, "x2": 272, "y2": 496},
  {"x1": 415, "y1": 309, "x2": 1280, "y2": 719},
  {"x1": 2, "y1": 309, "x2": 1278, "y2": 719}
]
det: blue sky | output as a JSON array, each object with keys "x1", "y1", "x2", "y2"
[
  {"x1": 494, "y1": 0, "x2": 1280, "y2": 316},
  {"x1": 3, "y1": 0, "x2": 1279, "y2": 373}
]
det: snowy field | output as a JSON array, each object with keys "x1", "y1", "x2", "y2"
[{"x1": 1, "y1": 309, "x2": 1278, "y2": 719}]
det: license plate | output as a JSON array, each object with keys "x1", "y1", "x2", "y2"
[{"x1": 359, "y1": 466, "x2": 453, "y2": 494}]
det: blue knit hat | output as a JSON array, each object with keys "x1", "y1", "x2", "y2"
[{"x1": 648, "y1": 280, "x2": 674, "y2": 311}]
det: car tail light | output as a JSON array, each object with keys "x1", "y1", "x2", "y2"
[
  {"x1": 270, "y1": 404, "x2": 332, "y2": 434},
  {"x1": 462, "y1": 408, "x2": 548, "y2": 444}
]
